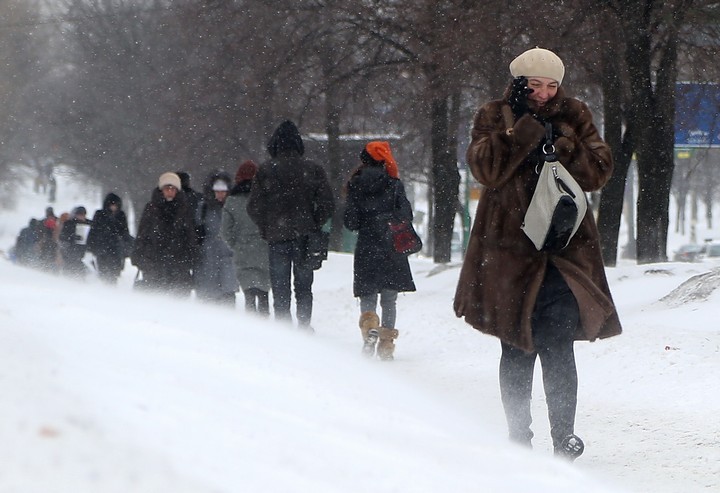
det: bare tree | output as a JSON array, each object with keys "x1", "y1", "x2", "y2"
[{"x1": 0, "y1": 0, "x2": 55, "y2": 180}]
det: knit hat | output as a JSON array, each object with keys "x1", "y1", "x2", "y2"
[
  {"x1": 73, "y1": 206, "x2": 87, "y2": 216},
  {"x1": 235, "y1": 160, "x2": 258, "y2": 183},
  {"x1": 267, "y1": 120, "x2": 304, "y2": 157},
  {"x1": 363, "y1": 141, "x2": 399, "y2": 179},
  {"x1": 158, "y1": 172, "x2": 181, "y2": 190},
  {"x1": 212, "y1": 180, "x2": 229, "y2": 192},
  {"x1": 509, "y1": 47, "x2": 565, "y2": 85}
]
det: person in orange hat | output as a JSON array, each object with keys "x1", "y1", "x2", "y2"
[{"x1": 344, "y1": 141, "x2": 417, "y2": 360}]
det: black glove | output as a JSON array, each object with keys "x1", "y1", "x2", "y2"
[{"x1": 508, "y1": 76, "x2": 533, "y2": 120}]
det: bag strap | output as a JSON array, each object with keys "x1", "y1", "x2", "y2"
[{"x1": 542, "y1": 122, "x2": 557, "y2": 163}]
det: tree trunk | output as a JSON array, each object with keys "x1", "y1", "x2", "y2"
[
  {"x1": 597, "y1": 33, "x2": 633, "y2": 267},
  {"x1": 323, "y1": 85, "x2": 345, "y2": 252},
  {"x1": 635, "y1": 33, "x2": 678, "y2": 263},
  {"x1": 430, "y1": 95, "x2": 460, "y2": 263},
  {"x1": 636, "y1": 155, "x2": 673, "y2": 262}
]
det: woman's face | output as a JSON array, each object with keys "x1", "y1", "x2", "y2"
[
  {"x1": 214, "y1": 190, "x2": 228, "y2": 203},
  {"x1": 161, "y1": 185, "x2": 178, "y2": 201},
  {"x1": 527, "y1": 77, "x2": 559, "y2": 108}
]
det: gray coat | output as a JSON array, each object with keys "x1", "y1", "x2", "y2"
[
  {"x1": 194, "y1": 197, "x2": 239, "y2": 300},
  {"x1": 221, "y1": 183, "x2": 271, "y2": 292}
]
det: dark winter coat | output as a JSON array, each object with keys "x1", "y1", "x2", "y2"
[
  {"x1": 221, "y1": 181, "x2": 271, "y2": 292},
  {"x1": 454, "y1": 87, "x2": 622, "y2": 353},
  {"x1": 15, "y1": 220, "x2": 40, "y2": 265},
  {"x1": 87, "y1": 193, "x2": 131, "y2": 269},
  {"x1": 247, "y1": 130, "x2": 335, "y2": 244},
  {"x1": 59, "y1": 216, "x2": 92, "y2": 265},
  {"x1": 194, "y1": 172, "x2": 238, "y2": 300},
  {"x1": 131, "y1": 188, "x2": 198, "y2": 292},
  {"x1": 344, "y1": 165, "x2": 416, "y2": 297}
]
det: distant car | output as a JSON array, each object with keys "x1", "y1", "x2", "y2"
[
  {"x1": 704, "y1": 243, "x2": 720, "y2": 258},
  {"x1": 673, "y1": 244, "x2": 704, "y2": 262}
]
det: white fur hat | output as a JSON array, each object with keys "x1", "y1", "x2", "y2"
[
  {"x1": 158, "y1": 172, "x2": 181, "y2": 190},
  {"x1": 509, "y1": 47, "x2": 565, "y2": 85}
]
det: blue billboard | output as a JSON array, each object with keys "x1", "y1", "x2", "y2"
[{"x1": 675, "y1": 82, "x2": 720, "y2": 147}]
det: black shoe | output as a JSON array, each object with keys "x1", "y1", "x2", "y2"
[{"x1": 556, "y1": 434, "x2": 584, "y2": 461}]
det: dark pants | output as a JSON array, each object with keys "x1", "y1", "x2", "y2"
[
  {"x1": 96, "y1": 254, "x2": 123, "y2": 284},
  {"x1": 269, "y1": 239, "x2": 314, "y2": 327},
  {"x1": 244, "y1": 288, "x2": 270, "y2": 315},
  {"x1": 499, "y1": 264, "x2": 579, "y2": 451}
]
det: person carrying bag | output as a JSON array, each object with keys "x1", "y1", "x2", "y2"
[
  {"x1": 454, "y1": 47, "x2": 622, "y2": 460},
  {"x1": 522, "y1": 122, "x2": 587, "y2": 252},
  {"x1": 344, "y1": 141, "x2": 417, "y2": 360}
]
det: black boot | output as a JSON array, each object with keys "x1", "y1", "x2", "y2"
[{"x1": 555, "y1": 434, "x2": 584, "y2": 461}]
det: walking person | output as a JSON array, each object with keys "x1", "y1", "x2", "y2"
[
  {"x1": 14, "y1": 218, "x2": 41, "y2": 266},
  {"x1": 176, "y1": 171, "x2": 203, "y2": 223},
  {"x1": 53, "y1": 212, "x2": 70, "y2": 269},
  {"x1": 344, "y1": 142, "x2": 416, "y2": 360},
  {"x1": 131, "y1": 172, "x2": 199, "y2": 295},
  {"x1": 453, "y1": 47, "x2": 622, "y2": 460},
  {"x1": 247, "y1": 120, "x2": 335, "y2": 331},
  {"x1": 37, "y1": 207, "x2": 58, "y2": 271},
  {"x1": 59, "y1": 206, "x2": 92, "y2": 278},
  {"x1": 221, "y1": 160, "x2": 271, "y2": 315},
  {"x1": 194, "y1": 171, "x2": 239, "y2": 305},
  {"x1": 87, "y1": 193, "x2": 132, "y2": 284}
]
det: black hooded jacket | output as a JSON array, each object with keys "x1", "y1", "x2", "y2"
[
  {"x1": 247, "y1": 121, "x2": 335, "y2": 243},
  {"x1": 344, "y1": 164, "x2": 416, "y2": 296},
  {"x1": 87, "y1": 193, "x2": 131, "y2": 259}
]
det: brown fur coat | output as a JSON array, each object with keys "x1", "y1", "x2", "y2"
[{"x1": 454, "y1": 88, "x2": 622, "y2": 352}]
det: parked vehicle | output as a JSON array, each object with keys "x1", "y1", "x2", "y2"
[
  {"x1": 704, "y1": 243, "x2": 720, "y2": 258},
  {"x1": 672, "y1": 244, "x2": 704, "y2": 262}
]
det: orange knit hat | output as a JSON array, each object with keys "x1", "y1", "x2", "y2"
[{"x1": 365, "y1": 141, "x2": 399, "y2": 178}]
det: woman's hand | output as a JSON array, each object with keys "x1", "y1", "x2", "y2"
[{"x1": 508, "y1": 76, "x2": 534, "y2": 119}]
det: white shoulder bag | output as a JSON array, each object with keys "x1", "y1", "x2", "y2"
[{"x1": 521, "y1": 123, "x2": 587, "y2": 251}]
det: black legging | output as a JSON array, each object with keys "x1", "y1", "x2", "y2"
[
  {"x1": 499, "y1": 264, "x2": 580, "y2": 450},
  {"x1": 244, "y1": 287, "x2": 269, "y2": 315}
]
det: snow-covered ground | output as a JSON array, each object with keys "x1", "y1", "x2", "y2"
[{"x1": 1, "y1": 166, "x2": 719, "y2": 492}]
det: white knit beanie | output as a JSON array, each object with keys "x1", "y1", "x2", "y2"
[
  {"x1": 158, "y1": 172, "x2": 181, "y2": 190},
  {"x1": 212, "y1": 180, "x2": 229, "y2": 192},
  {"x1": 509, "y1": 47, "x2": 565, "y2": 85}
]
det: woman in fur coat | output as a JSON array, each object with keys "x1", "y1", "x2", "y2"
[{"x1": 454, "y1": 48, "x2": 622, "y2": 460}]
